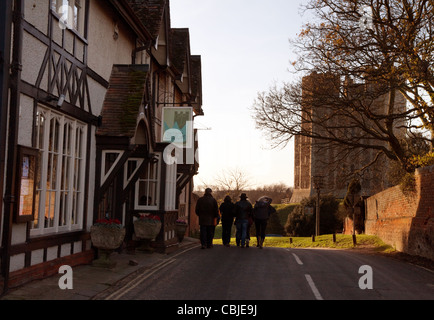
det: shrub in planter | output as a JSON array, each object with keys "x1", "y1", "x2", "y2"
[
  {"x1": 134, "y1": 214, "x2": 162, "y2": 252},
  {"x1": 134, "y1": 214, "x2": 162, "y2": 240},
  {"x1": 175, "y1": 219, "x2": 188, "y2": 242}
]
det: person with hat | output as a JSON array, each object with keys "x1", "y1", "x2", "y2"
[
  {"x1": 234, "y1": 193, "x2": 253, "y2": 248},
  {"x1": 195, "y1": 188, "x2": 219, "y2": 249}
]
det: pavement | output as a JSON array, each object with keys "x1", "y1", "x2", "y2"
[{"x1": 0, "y1": 237, "x2": 201, "y2": 300}]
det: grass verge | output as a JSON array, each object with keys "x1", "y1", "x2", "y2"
[{"x1": 213, "y1": 234, "x2": 394, "y2": 253}]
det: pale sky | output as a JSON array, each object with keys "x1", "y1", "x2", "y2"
[{"x1": 170, "y1": 0, "x2": 308, "y2": 189}]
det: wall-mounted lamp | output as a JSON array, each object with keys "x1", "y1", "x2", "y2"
[{"x1": 45, "y1": 94, "x2": 65, "y2": 107}]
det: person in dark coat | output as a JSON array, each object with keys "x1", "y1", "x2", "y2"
[
  {"x1": 195, "y1": 188, "x2": 219, "y2": 249},
  {"x1": 234, "y1": 193, "x2": 253, "y2": 248},
  {"x1": 253, "y1": 196, "x2": 276, "y2": 249},
  {"x1": 219, "y1": 195, "x2": 235, "y2": 247}
]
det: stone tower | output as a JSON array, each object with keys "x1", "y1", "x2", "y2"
[{"x1": 290, "y1": 72, "x2": 406, "y2": 203}]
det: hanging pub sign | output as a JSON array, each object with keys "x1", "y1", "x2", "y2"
[
  {"x1": 161, "y1": 107, "x2": 193, "y2": 148},
  {"x1": 15, "y1": 145, "x2": 38, "y2": 223}
]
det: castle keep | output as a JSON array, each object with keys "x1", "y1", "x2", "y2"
[{"x1": 291, "y1": 72, "x2": 406, "y2": 203}]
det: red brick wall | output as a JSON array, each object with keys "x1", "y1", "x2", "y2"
[{"x1": 366, "y1": 165, "x2": 434, "y2": 260}]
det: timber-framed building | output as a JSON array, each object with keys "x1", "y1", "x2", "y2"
[{"x1": 0, "y1": 0, "x2": 203, "y2": 293}]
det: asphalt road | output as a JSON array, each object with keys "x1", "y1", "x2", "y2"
[{"x1": 105, "y1": 245, "x2": 434, "y2": 300}]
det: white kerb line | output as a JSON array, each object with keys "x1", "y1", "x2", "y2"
[{"x1": 305, "y1": 274, "x2": 324, "y2": 300}]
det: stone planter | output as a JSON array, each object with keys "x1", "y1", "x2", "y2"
[
  {"x1": 175, "y1": 223, "x2": 188, "y2": 242},
  {"x1": 134, "y1": 219, "x2": 162, "y2": 252},
  {"x1": 134, "y1": 219, "x2": 162, "y2": 240},
  {"x1": 90, "y1": 225, "x2": 125, "y2": 268}
]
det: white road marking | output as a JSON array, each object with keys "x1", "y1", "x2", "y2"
[
  {"x1": 105, "y1": 244, "x2": 200, "y2": 300},
  {"x1": 305, "y1": 274, "x2": 324, "y2": 300},
  {"x1": 171, "y1": 244, "x2": 201, "y2": 259},
  {"x1": 292, "y1": 253, "x2": 304, "y2": 265}
]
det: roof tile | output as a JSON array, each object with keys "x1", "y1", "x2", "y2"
[{"x1": 97, "y1": 65, "x2": 149, "y2": 137}]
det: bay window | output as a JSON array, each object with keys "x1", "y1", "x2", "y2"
[{"x1": 32, "y1": 106, "x2": 87, "y2": 236}]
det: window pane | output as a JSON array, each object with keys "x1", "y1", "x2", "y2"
[
  {"x1": 127, "y1": 160, "x2": 137, "y2": 177},
  {"x1": 72, "y1": 124, "x2": 84, "y2": 226},
  {"x1": 36, "y1": 111, "x2": 46, "y2": 149},
  {"x1": 138, "y1": 181, "x2": 149, "y2": 206},
  {"x1": 149, "y1": 181, "x2": 158, "y2": 206},
  {"x1": 63, "y1": 122, "x2": 70, "y2": 155},
  {"x1": 33, "y1": 191, "x2": 41, "y2": 229},
  {"x1": 58, "y1": 191, "x2": 67, "y2": 226},
  {"x1": 136, "y1": 157, "x2": 160, "y2": 209},
  {"x1": 45, "y1": 191, "x2": 55, "y2": 228},
  {"x1": 139, "y1": 181, "x2": 158, "y2": 207},
  {"x1": 74, "y1": 3, "x2": 79, "y2": 30},
  {"x1": 52, "y1": 154, "x2": 58, "y2": 189},
  {"x1": 76, "y1": 127, "x2": 82, "y2": 157},
  {"x1": 71, "y1": 192, "x2": 77, "y2": 225},
  {"x1": 49, "y1": 117, "x2": 59, "y2": 153},
  {"x1": 104, "y1": 152, "x2": 119, "y2": 175}
]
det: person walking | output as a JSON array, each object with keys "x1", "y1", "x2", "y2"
[
  {"x1": 253, "y1": 196, "x2": 276, "y2": 249},
  {"x1": 195, "y1": 188, "x2": 219, "y2": 249},
  {"x1": 246, "y1": 207, "x2": 254, "y2": 248},
  {"x1": 219, "y1": 195, "x2": 235, "y2": 247},
  {"x1": 234, "y1": 193, "x2": 253, "y2": 248}
]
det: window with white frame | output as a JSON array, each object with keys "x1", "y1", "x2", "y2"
[
  {"x1": 51, "y1": 0, "x2": 83, "y2": 33},
  {"x1": 165, "y1": 163, "x2": 177, "y2": 211},
  {"x1": 135, "y1": 155, "x2": 161, "y2": 210},
  {"x1": 31, "y1": 106, "x2": 87, "y2": 236}
]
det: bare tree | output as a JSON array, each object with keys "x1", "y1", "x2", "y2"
[
  {"x1": 214, "y1": 168, "x2": 253, "y2": 200},
  {"x1": 248, "y1": 183, "x2": 293, "y2": 204},
  {"x1": 252, "y1": 0, "x2": 434, "y2": 173}
]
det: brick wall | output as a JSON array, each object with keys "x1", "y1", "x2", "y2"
[
  {"x1": 366, "y1": 165, "x2": 434, "y2": 260},
  {"x1": 2, "y1": 250, "x2": 94, "y2": 289}
]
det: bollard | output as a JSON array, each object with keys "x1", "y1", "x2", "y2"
[
  {"x1": 352, "y1": 234, "x2": 357, "y2": 245},
  {"x1": 333, "y1": 233, "x2": 336, "y2": 243},
  {"x1": 312, "y1": 235, "x2": 315, "y2": 242},
  {"x1": 289, "y1": 237, "x2": 293, "y2": 244}
]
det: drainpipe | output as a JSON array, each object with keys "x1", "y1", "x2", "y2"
[
  {"x1": 1, "y1": 0, "x2": 23, "y2": 294},
  {"x1": 0, "y1": 0, "x2": 13, "y2": 295}
]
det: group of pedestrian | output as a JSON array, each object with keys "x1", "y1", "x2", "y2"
[{"x1": 195, "y1": 188, "x2": 276, "y2": 249}]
